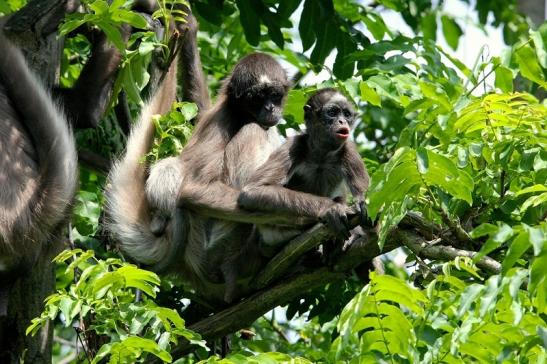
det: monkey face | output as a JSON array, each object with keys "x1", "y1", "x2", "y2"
[
  {"x1": 305, "y1": 92, "x2": 356, "y2": 148},
  {"x1": 321, "y1": 100, "x2": 356, "y2": 144},
  {"x1": 227, "y1": 53, "x2": 289, "y2": 128},
  {"x1": 240, "y1": 83, "x2": 286, "y2": 128}
]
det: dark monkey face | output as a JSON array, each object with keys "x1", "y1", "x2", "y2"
[
  {"x1": 239, "y1": 83, "x2": 286, "y2": 127},
  {"x1": 227, "y1": 53, "x2": 290, "y2": 128},
  {"x1": 304, "y1": 89, "x2": 356, "y2": 148}
]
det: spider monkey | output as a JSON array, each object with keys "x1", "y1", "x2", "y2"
[
  {"x1": 238, "y1": 89, "x2": 369, "y2": 241},
  {"x1": 229, "y1": 89, "x2": 370, "y2": 299},
  {"x1": 0, "y1": 0, "x2": 171, "y2": 314},
  {"x1": 0, "y1": 19, "x2": 78, "y2": 313},
  {"x1": 106, "y1": 48, "x2": 292, "y2": 303}
]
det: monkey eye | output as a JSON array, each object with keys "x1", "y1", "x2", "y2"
[
  {"x1": 327, "y1": 107, "x2": 339, "y2": 117},
  {"x1": 343, "y1": 109, "x2": 352, "y2": 118},
  {"x1": 270, "y1": 92, "x2": 282, "y2": 104}
]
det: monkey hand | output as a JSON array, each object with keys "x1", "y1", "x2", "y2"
[{"x1": 319, "y1": 203, "x2": 352, "y2": 240}]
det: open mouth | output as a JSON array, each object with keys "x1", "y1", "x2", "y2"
[{"x1": 335, "y1": 127, "x2": 350, "y2": 139}]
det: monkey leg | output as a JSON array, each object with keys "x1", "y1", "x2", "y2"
[{"x1": 145, "y1": 156, "x2": 184, "y2": 235}]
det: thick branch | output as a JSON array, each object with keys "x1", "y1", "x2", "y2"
[
  {"x1": 167, "y1": 227, "x2": 398, "y2": 358},
  {"x1": 171, "y1": 216, "x2": 502, "y2": 360},
  {"x1": 78, "y1": 150, "x2": 111, "y2": 175},
  {"x1": 253, "y1": 223, "x2": 330, "y2": 288}
]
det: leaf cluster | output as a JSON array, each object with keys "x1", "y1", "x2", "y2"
[{"x1": 27, "y1": 249, "x2": 205, "y2": 363}]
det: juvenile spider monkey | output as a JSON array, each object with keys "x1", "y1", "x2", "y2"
[
  {"x1": 238, "y1": 89, "x2": 369, "y2": 236},
  {"x1": 236, "y1": 88, "x2": 369, "y2": 274}
]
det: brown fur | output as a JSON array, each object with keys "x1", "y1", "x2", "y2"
[
  {"x1": 106, "y1": 49, "x2": 291, "y2": 303},
  {"x1": 0, "y1": 19, "x2": 78, "y2": 278}
]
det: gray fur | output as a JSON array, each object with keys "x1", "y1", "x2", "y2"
[
  {"x1": 105, "y1": 63, "x2": 178, "y2": 267},
  {"x1": 239, "y1": 88, "x2": 369, "y2": 252},
  {"x1": 0, "y1": 21, "x2": 78, "y2": 271},
  {"x1": 106, "y1": 51, "x2": 290, "y2": 304}
]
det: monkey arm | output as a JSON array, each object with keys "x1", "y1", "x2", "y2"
[
  {"x1": 237, "y1": 143, "x2": 336, "y2": 221},
  {"x1": 55, "y1": 26, "x2": 130, "y2": 129},
  {"x1": 238, "y1": 184, "x2": 335, "y2": 219},
  {"x1": 177, "y1": 8, "x2": 211, "y2": 117},
  {"x1": 179, "y1": 180, "x2": 314, "y2": 226}
]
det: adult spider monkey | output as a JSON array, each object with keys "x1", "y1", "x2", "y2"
[
  {"x1": 0, "y1": 19, "x2": 78, "y2": 300},
  {"x1": 106, "y1": 49, "x2": 292, "y2": 303},
  {"x1": 0, "y1": 0, "x2": 174, "y2": 313}
]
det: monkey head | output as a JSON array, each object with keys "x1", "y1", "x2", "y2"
[
  {"x1": 227, "y1": 53, "x2": 290, "y2": 128},
  {"x1": 304, "y1": 88, "x2": 356, "y2": 148}
]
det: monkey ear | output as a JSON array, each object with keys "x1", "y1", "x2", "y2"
[{"x1": 303, "y1": 105, "x2": 312, "y2": 113}]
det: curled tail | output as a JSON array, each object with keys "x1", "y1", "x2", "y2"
[
  {"x1": 105, "y1": 65, "x2": 178, "y2": 268},
  {"x1": 0, "y1": 20, "x2": 78, "y2": 256}
]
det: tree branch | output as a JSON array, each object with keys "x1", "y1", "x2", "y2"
[
  {"x1": 253, "y1": 223, "x2": 330, "y2": 289},
  {"x1": 78, "y1": 150, "x2": 111, "y2": 175},
  {"x1": 400, "y1": 230, "x2": 501, "y2": 274},
  {"x1": 168, "y1": 214, "x2": 503, "y2": 360}
]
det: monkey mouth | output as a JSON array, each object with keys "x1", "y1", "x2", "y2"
[{"x1": 335, "y1": 127, "x2": 350, "y2": 139}]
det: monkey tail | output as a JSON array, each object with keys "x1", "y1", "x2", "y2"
[
  {"x1": 0, "y1": 21, "x2": 78, "y2": 252},
  {"x1": 105, "y1": 65, "x2": 178, "y2": 267}
]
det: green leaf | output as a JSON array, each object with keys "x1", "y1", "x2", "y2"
[
  {"x1": 89, "y1": 0, "x2": 109, "y2": 15},
  {"x1": 456, "y1": 284, "x2": 483, "y2": 318},
  {"x1": 516, "y1": 184, "x2": 547, "y2": 196},
  {"x1": 117, "y1": 265, "x2": 160, "y2": 297},
  {"x1": 363, "y1": 12, "x2": 387, "y2": 41},
  {"x1": 283, "y1": 89, "x2": 308, "y2": 124},
  {"x1": 515, "y1": 45, "x2": 547, "y2": 88},
  {"x1": 112, "y1": 9, "x2": 148, "y2": 29},
  {"x1": 236, "y1": 0, "x2": 261, "y2": 46},
  {"x1": 502, "y1": 231, "x2": 530, "y2": 273},
  {"x1": 441, "y1": 15, "x2": 462, "y2": 50},
  {"x1": 299, "y1": 0, "x2": 318, "y2": 51},
  {"x1": 359, "y1": 81, "x2": 381, "y2": 106},
  {"x1": 494, "y1": 66, "x2": 514, "y2": 92},
  {"x1": 178, "y1": 102, "x2": 198, "y2": 121},
  {"x1": 521, "y1": 193, "x2": 547, "y2": 213},
  {"x1": 422, "y1": 149, "x2": 474, "y2": 204},
  {"x1": 531, "y1": 23, "x2": 547, "y2": 68},
  {"x1": 421, "y1": 12, "x2": 437, "y2": 42},
  {"x1": 96, "y1": 21, "x2": 125, "y2": 51},
  {"x1": 476, "y1": 223, "x2": 515, "y2": 260}
]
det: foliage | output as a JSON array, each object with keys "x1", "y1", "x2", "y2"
[
  {"x1": 27, "y1": 249, "x2": 205, "y2": 363},
  {"x1": 147, "y1": 101, "x2": 197, "y2": 162},
  {"x1": 12, "y1": 0, "x2": 547, "y2": 362},
  {"x1": 332, "y1": 263, "x2": 546, "y2": 362}
]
